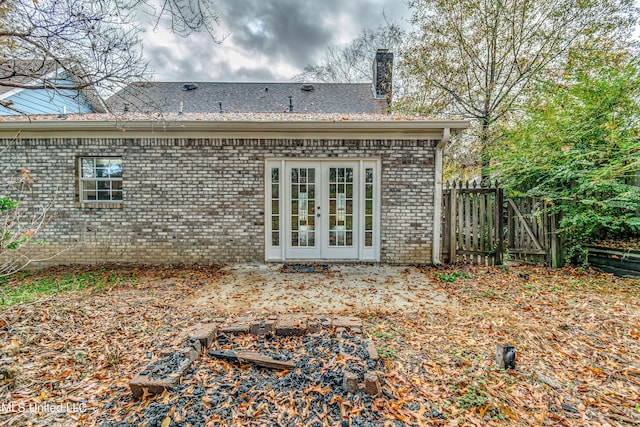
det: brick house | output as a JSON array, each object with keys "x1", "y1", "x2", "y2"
[{"x1": 0, "y1": 51, "x2": 469, "y2": 266}]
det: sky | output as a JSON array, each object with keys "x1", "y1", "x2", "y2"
[
  {"x1": 140, "y1": 0, "x2": 410, "y2": 82},
  {"x1": 141, "y1": 0, "x2": 640, "y2": 83}
]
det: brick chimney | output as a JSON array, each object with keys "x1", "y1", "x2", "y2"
[{"x1": 372, "y1": 49, "x2": 393, "y2": 102}]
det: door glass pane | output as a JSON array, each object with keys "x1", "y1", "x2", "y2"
[
  {"x1": 271, "y1": 167, "x2": 280, "y2": 247},
  {"x1": 364, "y1": 168, "x2": 374, "y2": 247},
  {"x1": 291, "y1": 168, "x2": 315, "y2": 247},
  {"x1": 328, "y1": 167, "x2": 354, "y2": 247}
]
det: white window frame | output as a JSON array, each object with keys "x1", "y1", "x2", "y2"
[{"x1": 78, "y1": 157, "x2": 123, "y2": 203}]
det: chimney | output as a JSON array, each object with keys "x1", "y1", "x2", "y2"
[{"x1": 373, "y1": 49, "x2": 393, "y2": 102}]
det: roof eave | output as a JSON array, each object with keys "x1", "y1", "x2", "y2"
[{"x1": 0, "y1": 119, "x2": 471, "y2": 140}]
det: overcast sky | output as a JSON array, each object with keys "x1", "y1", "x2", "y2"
[
  {"x1": 141, "y1": 0, "x2": 640, "y2": 83},
  {"x1": 141, "y1": 0, "x2": 410, "y2": 82}
]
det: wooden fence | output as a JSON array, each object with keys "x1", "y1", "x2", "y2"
[{"x1": 442, "y1": 181, "x2": 562, "y2": 267}]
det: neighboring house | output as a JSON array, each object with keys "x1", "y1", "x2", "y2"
[
  {"x1": 0, "y1": 50, "x2": 470, "y2": 266},
  {"x1": 0, "y1": 61, "x2": 99, "y2": 116}
]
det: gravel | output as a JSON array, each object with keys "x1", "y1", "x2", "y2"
[{"x1": 100, "y1": 329, "x2": 423, "y2": 427}]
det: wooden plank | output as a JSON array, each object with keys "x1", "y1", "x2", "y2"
[
  {"x1": 589, "y1": 264, "x2": 640, "y2": 278},
  {"x1": 508, "y1": 199, "x2": 544, "y2": 251},
  {"x1": 209, "y1": 350, "x2": 296, "y2": 370},
  {"x1": 479, "y1": 193, "x2": 486, "y2": 265},
  {"x1": 587, "y1": 246, "x2": 640, "y2": 259},
  {"x1": 508, "y1": 248, "x2": 548, "y2": 255},
  {"x1": 507, "y1": 200, "x2": 514, "y2": 249},
  {"x1": 472, "y1": 191, "x2": 479, "y2": 264},
  {"x1": 520, "y1": 199, "x2": 527, "y2": 251},
  {"x1": 464, "y1": 191, "x2": 471, "y2": 259},
  {"x1": 495, "y1": 187, "x2": 504, "y2": 265},
  {"x1": 487, "y1": 191, "x2": 495, "y2": 264},
  {"x1": 448, "y1": 188, "x2": 457, "y2": 263},
  {"x1": 550, "y1": 212, "x2": 561, "y2": 268},
  {"x1": 457, "y1": 189, "x2": 464, "y2": 262},
  {"x1": 442, "y1": 190, "x2": 450, "y2": 262},
  {"x1": 455, "y1": 188, "x2": 497, "y2": 194},
  {"x1": 457, "y1": 249, "x2": 494, "y2": 256}
]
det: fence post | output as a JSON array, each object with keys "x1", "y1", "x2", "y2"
[
  {"x1": 448, "y1": 186, "x2": 457, "y2": 263},
  {"x1": 550, "y1": 212, "x2": 561, "y2": 268},
  {"x1": 495, "y1": 186, "x2": 504, "y2": 265}
]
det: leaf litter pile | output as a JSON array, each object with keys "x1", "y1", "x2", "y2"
[{"x1": 0, "y1": 264, "x2": 638, "y2": 426}]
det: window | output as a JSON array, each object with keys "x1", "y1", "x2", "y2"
[{"x1": 79, "y1": 157, "x2": 122, "y2": 202}]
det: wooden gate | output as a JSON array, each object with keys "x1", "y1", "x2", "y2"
[{"x1": 442, "y1": 182, "x2": 561, "y2": 267}]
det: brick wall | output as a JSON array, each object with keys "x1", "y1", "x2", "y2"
[{"x1": 0, "y1": 137, "x2": 437, "y2": 266}]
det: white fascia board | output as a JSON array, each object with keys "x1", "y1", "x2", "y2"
[{"x1": 0, "y1": 119, "x2": 471, "y2": 140}]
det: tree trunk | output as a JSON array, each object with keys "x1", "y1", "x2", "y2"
[{"x1": 480, "y1": 115, "x2": 491, "y2": 184}]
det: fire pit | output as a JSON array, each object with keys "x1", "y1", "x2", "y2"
[{"x1": 100, "y1": 316, "x2": 423, "y2": 426}]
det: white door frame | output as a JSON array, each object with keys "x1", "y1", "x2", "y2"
[{"x1": 265, "y1": 158, "x2": 380, "y2": 262}]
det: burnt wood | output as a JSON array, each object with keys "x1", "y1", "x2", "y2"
[{"x1": 209, "y1": 350, "x2": 296, "y2": 370}]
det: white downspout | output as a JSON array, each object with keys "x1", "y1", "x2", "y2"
[{"x1": 432, "y1": 127, "x2": 451, "y2": 266}]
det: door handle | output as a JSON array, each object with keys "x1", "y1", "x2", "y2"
[{"x1": 317, "y1": 213, "x2": 321, "y2": 217}]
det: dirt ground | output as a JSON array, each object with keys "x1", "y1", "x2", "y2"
[
  {"x1": 0, "y1": 263, "x2": 638, "y2": 426},
  {"x1": 192, "y1": 264, "x2": 452, "y2": 313}
]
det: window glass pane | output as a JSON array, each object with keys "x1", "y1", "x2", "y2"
[
  {"x1": 308, "y1": 169, "x2": 315, "y2": 183},
  {"x1": 97, "y1": 190, "x2": 110, "y2": 200},
  {"x1": 112, "y1": 190, "x2": 123, "y2": 201},
  {"x1": 109, "y1": 162, "x2": 123, "y2": 178},
  {"x1": 272, "y1": 168, "x2": 279, "y2": 183},
  {"x1": 272, "y1": 232, "x2": 279, "y2": 246},
  {"x1": 82, "y1": 181, "x2": 96, "y2": 191},
  {"x1": 272, "y1": 184, "x2": 279, "y2": 199},
  {"x1": 81, "y1": 158, "x2": 95, "y2": 178},
  {"x1": 272, "y1": 200, "x2": 279, "y2": 215}
]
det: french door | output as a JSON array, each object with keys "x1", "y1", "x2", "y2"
[{"x1": 265, "y1": 159, "x2": 379, "y2": 261}]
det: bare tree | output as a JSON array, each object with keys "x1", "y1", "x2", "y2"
[
  {"x1": 399, "y1": 0, "x2": 639, "y2": 179},
  {"x1": 295, "y1": 21, "x2": 405, "y2": 83},
  {"x1": 0, "y1": 0, "x2": 223, "y2": 274},
  {"x1": 0, "y1": 147, "x2": 51, "y2": 278},
  {"x1": 0, "y1": 0, "x2": 223, "y2": 114}
]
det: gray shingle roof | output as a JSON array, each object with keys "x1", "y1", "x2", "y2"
[{"x1": 106, "y1": 82, "x2": 389, "y2": 114}]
